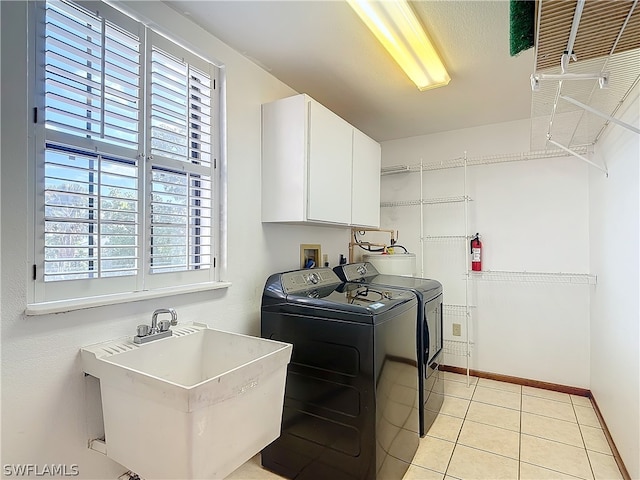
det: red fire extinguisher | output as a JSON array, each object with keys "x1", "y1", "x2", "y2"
[{"x1": 470, "y1": 233, "x2": 482, "y2": 271}]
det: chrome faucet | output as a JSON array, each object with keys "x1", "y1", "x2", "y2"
[
  {"x1": 151, "y1": 308, "x2": 178, "y2": 333},
  {"x1": 134, "y1": 308, "x2": 178, "y2": 344}
]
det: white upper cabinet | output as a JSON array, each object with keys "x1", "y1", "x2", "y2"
[
  {"x1": 261, "y1": 95, "x2": 306, "y2": 223},
  {"x1": 262, "y1": 94, "x2": 380, "y2": 227},
  {"x1": 352, "y1": 128, "x2": 381, "y2": 228},
  {"x1": 307, "y1": 100, "x2": 352, "y2": 224}
]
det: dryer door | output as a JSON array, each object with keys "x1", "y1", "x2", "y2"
[{"x1": 424, "y1": 294, "x2": 443, "y2": 365}]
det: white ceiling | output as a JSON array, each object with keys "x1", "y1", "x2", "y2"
[{"x1": 164, "y1": 0, "x2": 536, "y2": 142}]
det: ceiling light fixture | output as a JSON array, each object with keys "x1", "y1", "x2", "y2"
[{"x1": 347, "y1": 0, "x2": 450, "y2": 91}]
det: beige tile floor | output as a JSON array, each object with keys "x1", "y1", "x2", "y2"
[{"x1": 226, "y1": 372, "x2": 624, "y2": 480}]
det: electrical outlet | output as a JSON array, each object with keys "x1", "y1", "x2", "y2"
[{"x1": 452, "y1": 323, "x2": 462, "y2": 336}]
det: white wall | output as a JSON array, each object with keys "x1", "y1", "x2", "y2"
[
  {"x1": 381, "y1": 119, "x2": 592, "y2": 387},
  {"x1": 588, "y1": 84, "x2": 640, "y2": 479},
  {"x1": 1, "y1": 2, "x2": 350, "y2": 477}
]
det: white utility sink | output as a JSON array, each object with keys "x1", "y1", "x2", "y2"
[{"x1": 81, "y1": 323, "x2": 292, "y2": 479}]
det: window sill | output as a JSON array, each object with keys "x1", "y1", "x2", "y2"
[{"x1": 25, "y1": 281, "x2": 232, "y2": 316}]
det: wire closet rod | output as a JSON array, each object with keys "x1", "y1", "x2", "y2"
[
  {"x1": 560, "y1": 94, "x2": 640, "y2": 135},
  {"x1": 380, "y1": 147, "x2": 589, "y2": 175}
]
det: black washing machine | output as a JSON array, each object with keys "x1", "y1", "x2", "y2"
[
  {"x1": 261, "y1": 268, "x2": 419, "y2": 480},
  {"x1": 334, "y1": 262, "x2": 443, "y2": 437}
]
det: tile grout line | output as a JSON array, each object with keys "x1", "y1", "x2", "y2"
[
  {"x1": 434, "y1": 376, "x2": 601, "y2": 479},
  {"x1": 520, "y1": 392, "x2": 586, "y2": 424},
  {"x1": 518, "y1": 384, "x2": 522, "y2": 480},
  {"x1": 518, "y1": 460, "x2": 590, "y2": 480},
  {"x1": 442, "y1": 374, "x2": 476, "y2": 479},
  {"x1": 520, "y1": 430, "x2": 595, "y2": 451},
  {"x1": 518, "y1": 396, "x2": 598, "y2": 480},
  {"x1": 573, "y1": 396, "x2": 598, "y2": 480},
  {"x1": 470, "y1": 398, "x2": 521, "y2": 412},
  {"x1": 423, "y1": 376, "x2": 623, "y2": 480},
  {"x1": 476, "y1": 383, "x2": 592, "y2": 479}
]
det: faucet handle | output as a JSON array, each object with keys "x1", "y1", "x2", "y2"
[
  {"x1": 158, "y1": 320, "x2": 171, "y2": 332},
  {"x1": 137, "y1": 324, "x2": 151, "y2": 337},
  {"x1": 168, "y1": 308, "x2": 178, "y2": 326}
]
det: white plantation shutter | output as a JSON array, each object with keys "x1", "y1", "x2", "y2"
[
  {"x1": 34, "y1": 0, "x2": 219, "y2": 303},
  {"x1": 150, "y1": 169, "x2": 212, "y2": 273},
  {"x1": 44, "y1": 0, "x2": 141, "y2": 150},
  {"x1": 149, "y1": 51, "x2": 212, "y2": 167},
  {"x1": 146, "y1": 35, "x2": 214, "y2": 280},
  {"x1": 43, "y1": 145, "x2": 139, "y2": 281},
  {"x1": 41, "y1": 0, "x2": 142, "y2": 297}
]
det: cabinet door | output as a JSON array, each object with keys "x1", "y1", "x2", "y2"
[
  {"x1": 261, "y1": 95, "x2": 307, "y2": 222},
  {"x1": 351, "y1": 128, "x2": 381, "y2": 227},
  {"x1": 307, "y1": 100, "x2": 352, "y2": 224}
]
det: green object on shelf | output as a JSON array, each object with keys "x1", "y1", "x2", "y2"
[{"x1": 509, "y1": 0, "x2": 535, "y2": 57}]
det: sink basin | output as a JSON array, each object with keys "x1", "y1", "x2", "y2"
[{"x1": 81, "y1": 323, "x2": 292, "y2": 479}]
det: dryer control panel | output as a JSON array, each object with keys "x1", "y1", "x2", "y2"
[
  {"x1": 336, "y1": 262, "x2": 380, "y2": 282},
  {"x1": 281, "y1": 268, "x2": 341, "y2": 294}
]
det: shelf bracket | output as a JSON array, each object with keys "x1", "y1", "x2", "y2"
[
  {"x1": 559, "y1": 94, "x2": 640, "y2": 135},
  {"x1": 562, "y1": 0, "x2": 585, "y2": 72},
  {"x1": 547, "y1": 138, "x2": 608, "y2": 176},
  {"x1": 529, "y1": 0, "x2": 588, "y2": 92},
  {"x1": 530, "y1": 72, "x2": 609, "y2": 91}
]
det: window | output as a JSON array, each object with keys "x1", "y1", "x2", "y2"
[{"x1": 31, "y1": 0, "x2": 221, "y2": 306}]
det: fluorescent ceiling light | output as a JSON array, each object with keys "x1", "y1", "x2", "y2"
[{"x1": 347, "y1": 0, "x2": 450, "y2": 91}]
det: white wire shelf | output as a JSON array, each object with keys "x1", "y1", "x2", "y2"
[
  {"x1": 443, "y1": 304, "x2": 476, "y2": 316},
  {"x1": 468, "y1": 270, "x2": 597, "y2": 285},
  {"x1": 423, "y1": 235, "x2": 469, "y2": 240},
  {"x1": 380, "y1": 147, "x2": 589, "y2": 175},
  {"x1": 444, "y1": 339, "x2": 474, "y2": 357},
  {"x1": 380, "y1": 165, "x2": 412, "y2": 175},
  {"x1": 380, "y1": 196, "x2": 471, "y2": 208}
]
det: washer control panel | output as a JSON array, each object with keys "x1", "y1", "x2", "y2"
[
  {"x1": 281, "y1": 268, "x2": 341, "y2": 294},
  {"x1": 339, "y1": 262, "x2": 378, "y2": 281}
]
